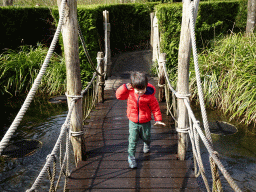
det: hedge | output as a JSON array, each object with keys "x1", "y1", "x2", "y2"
[
  {"x1": 155, "y1": 0, "x2": 247, "y2": 70},
  {"x1": 0, "y1": 1, "x2": 248, "y2": 85},
  {"x1": 51, "y1": 3, "x2": 159, "y2": 84},
  {"x1": 0, "y1": 7, "x2": 57, "y2": 53}
]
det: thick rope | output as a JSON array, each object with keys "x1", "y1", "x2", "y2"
[
  {"x1": 155, "y1": 5, "x2": 242, "y2": 191},
  {"x1": 26, "y1": 27, "x2": 103, "y2": 192},
  {"x1": 189, "y1": 4, "x2": 223, "y2": 191},
  {"x1": 189, "y1": 0, "x2": 212, "y2": 150},
  {"x1": 47, "y1": 154, "x2": 57, "y2": 192},
  {"x1": 78, "y1": 24, "x2": 104, "y2": 77},
  {"x1": 184, "y1": 99, "x2": 242, "y2": 192},
  {"x1": 0, "y1": 0, "x2": 66, "y2": 155},
  {"x1": 26, "y1": 100, "x2": 75, "y2": 192}
]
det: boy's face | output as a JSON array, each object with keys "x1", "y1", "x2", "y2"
[{"x1": 134, "y1": 88, "x2": 146, "y2": 96}]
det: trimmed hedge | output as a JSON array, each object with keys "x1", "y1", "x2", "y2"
[
  {"x1": 156, "y1": 0, "x2": 247, "y2": 70},
  {"x1": 0, "y1": 1, "x2": 248, "y2": 85},
  {"x1": 52, "y1": 3, "x2": 158, "y2": 84},
  {"x1": 0, "y1": 7, "x2": 57, "y2": 53}
]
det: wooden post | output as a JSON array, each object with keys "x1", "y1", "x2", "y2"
[
  {"x1": 177, "y1": 0, "x2": 191, "y2": 160},
  {"x1": 97, "y1": 52, "x2": 105, "y2": 103},
  {"x1": 103, "y1": 10, "x2": 112, "y2": 78},
  {"x1": 246, "y1": 0, "x2": 256, "y2": 34},
  {"x1": 152, "y1": 14, "x2": 159, "y2": 64},
  {"x1": 158, "y1": 53, "x2": 166, "y2": 102},
  {"x1": 3, "y1": 0, "x2": 13, "y2": 6},
  {"x1": 57, "y1": 0, "x2": 85, "y2": 165},
  {"x1": 150, "y1": 12, "x2": 155, "y2": 49}
]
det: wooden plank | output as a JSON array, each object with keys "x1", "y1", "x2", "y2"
[
  {"x1": 85, "y1": 138, "x2": 177, "y2": 146},
  {"x1": 85, "y1": 128, "x2": 176, "y2": 135},
  {"x1": 85, "y1": 152, "x2": 179, "y2": 161},
  {"x1": 68, "y1": 178, "x2": 199, "y2": 190},
  {"x1": 69, "y1": 168, "x2": 195, "y2": 179},
  {"x1": 68, "y1": 189, "x2": 200, "y2": 192},
  {"x1": 71, "y1": 160, "x2": 193, "y2": 170}
]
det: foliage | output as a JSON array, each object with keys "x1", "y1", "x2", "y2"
[
  {"x1": 0, "y1": 44, "x2": 66, "y2": 96},
  {"x1": 190, "y1": 33, "x2": 256, "y2": 125},
  {"x1": 3, "y1": 0, "x2": 152, "y2": 6},
  {"x1": 0, "y1": 7, "x2": 56, "y2": 53},
  {"x1": 52, "y1": 3, "x2": 158, "y2": 86},
  {"x1": 155, "y1": 1, "x2": 247, "y2": 72}
]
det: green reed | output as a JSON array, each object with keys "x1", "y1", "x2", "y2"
[
  {"x1": 190, "y1": 32, "x2": 256, "y2": 125},
  {"x1": 0, "y1": 44, "x2": 66, "y2": 96}
]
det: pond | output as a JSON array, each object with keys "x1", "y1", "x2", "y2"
[
  {"x1": 0, "y1": 96, "x2": 76, "y2": 192},
  {"x1": 191, "y1": 103, "x2": 256, "y2": 191}
]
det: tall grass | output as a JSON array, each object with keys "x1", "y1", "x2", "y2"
[
  {"x1": 190, "y1": 32, "x2": 256, "y2": 126},
  {"x1": 0, "y1": 44, "x2": 66, "y2": 96}
]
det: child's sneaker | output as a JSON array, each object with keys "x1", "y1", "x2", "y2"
[
  {"x1": 128, "y1": 155, "x2": 137, "y2": 168},
  {"x1": 143, "y1": 143, "x2": 150, "y2": 153}
]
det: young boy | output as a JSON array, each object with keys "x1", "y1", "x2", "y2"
[{"x1": 116, "y1": 72, "x2": 166, "y2": 168}]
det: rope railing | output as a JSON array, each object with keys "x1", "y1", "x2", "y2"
[
  {"x1": 25, "y1": 24, "x2": 106, "y2": 192},
  {"x1": 152, "y1": 2, "x2": 242, "y2": 191},
  {"x1": 0, "y1": 1, "x2": 107, "y2": 191},
  {"x1": 26, "y1": 66, "x2": 101, "y2": 192},
  {"x1": 25, "y1": 10, "x2": 108, "y2": 192}
]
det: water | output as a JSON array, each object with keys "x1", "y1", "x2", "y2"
[
  {"x1": 0, "y1": 109, "x2": 76, "y2": 192},
  {"x1": 192, "y1": 104, "x2": 256, "y2": 191}
]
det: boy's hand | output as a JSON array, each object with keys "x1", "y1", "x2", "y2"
[
  {"x1": 126, "y1": 83, "x2": 133, "y2": 90},
  {"x1": 154, "y1": 121, "x2": 166, "y2": 126}
]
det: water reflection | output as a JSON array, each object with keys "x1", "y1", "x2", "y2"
[{"x1": 0, "y1": 111, "x2": 75, "y2": 192}]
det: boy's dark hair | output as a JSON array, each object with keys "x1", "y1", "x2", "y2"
[{"x1": 130, "y1": 72, "x2": 148, "y2": 89}]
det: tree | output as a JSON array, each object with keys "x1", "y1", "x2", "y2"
[
  {"x1": 3, "y1": 0, "x2": 13, "y2": 6},
  {"x1": 246, "y1": 0, "x2": 256, "y2": 33}
]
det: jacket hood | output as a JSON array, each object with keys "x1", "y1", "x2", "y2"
[{"x1": 144, "y1": 83, "x2": 155, "y2": 95}]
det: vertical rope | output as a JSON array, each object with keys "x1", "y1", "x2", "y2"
[{"x1": 189, "y1": 4, "x2": 223, "y2": 191}]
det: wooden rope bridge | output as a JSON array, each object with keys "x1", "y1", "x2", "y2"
[{"x1": 66, "y1": 51, "x2": 200, "y2": 191}]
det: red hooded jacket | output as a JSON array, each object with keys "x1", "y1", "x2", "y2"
[{"x1": 116, "y1": 83, "x2": 162, "y2": 124}]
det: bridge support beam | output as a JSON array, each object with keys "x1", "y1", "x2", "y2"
[
  {"x1": 97, "y1": 52, "x2": 105, "y2": 103},
  {"x1": 103, "y1": 10, "x2": 112, "y2": 78},
  {"x1": 177, "y1": 0, "x2": 191, "y2": 160},
  {"x1": 57, "y1": 0, "x2": 86, "y2": 165}
]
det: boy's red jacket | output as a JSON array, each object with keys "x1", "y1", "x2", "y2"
[{"x1": 116, "y1": 83, "x2": 162, "y2": 123}]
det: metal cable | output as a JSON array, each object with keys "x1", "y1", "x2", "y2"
[{"x1": 0, "y1": 0, "x2": 66, "y2": 155}]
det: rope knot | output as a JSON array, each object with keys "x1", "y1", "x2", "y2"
[
  {"x1": 176, "y1": 127, "x2": 190, "y2": 133},
  {"x1": 158, "y1": 83, "x2": 165, "y2": 88},
  {"x1": 65, "y1": 92, "x2": 83, "y2": 101},
  {"x1": 175, "y1": 92, "x2": 191, "y2": 100},
  {"x1": 46, "y1": 154, "x2": 57, "y2": 162},
  {"x1": 70, "y1": 130, "x2": 84, "y2": 137},
  {"x1": 194, "y1": 120, "x2": 200, "y2": 127}
]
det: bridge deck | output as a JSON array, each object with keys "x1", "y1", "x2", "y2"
[{"x1": 66, "y1": 50, "x2": 200, "y2": 191}]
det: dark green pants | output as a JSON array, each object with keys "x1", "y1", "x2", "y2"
[{"x1": 128, "y1": 120, "x2": 151, "y2": 157}]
